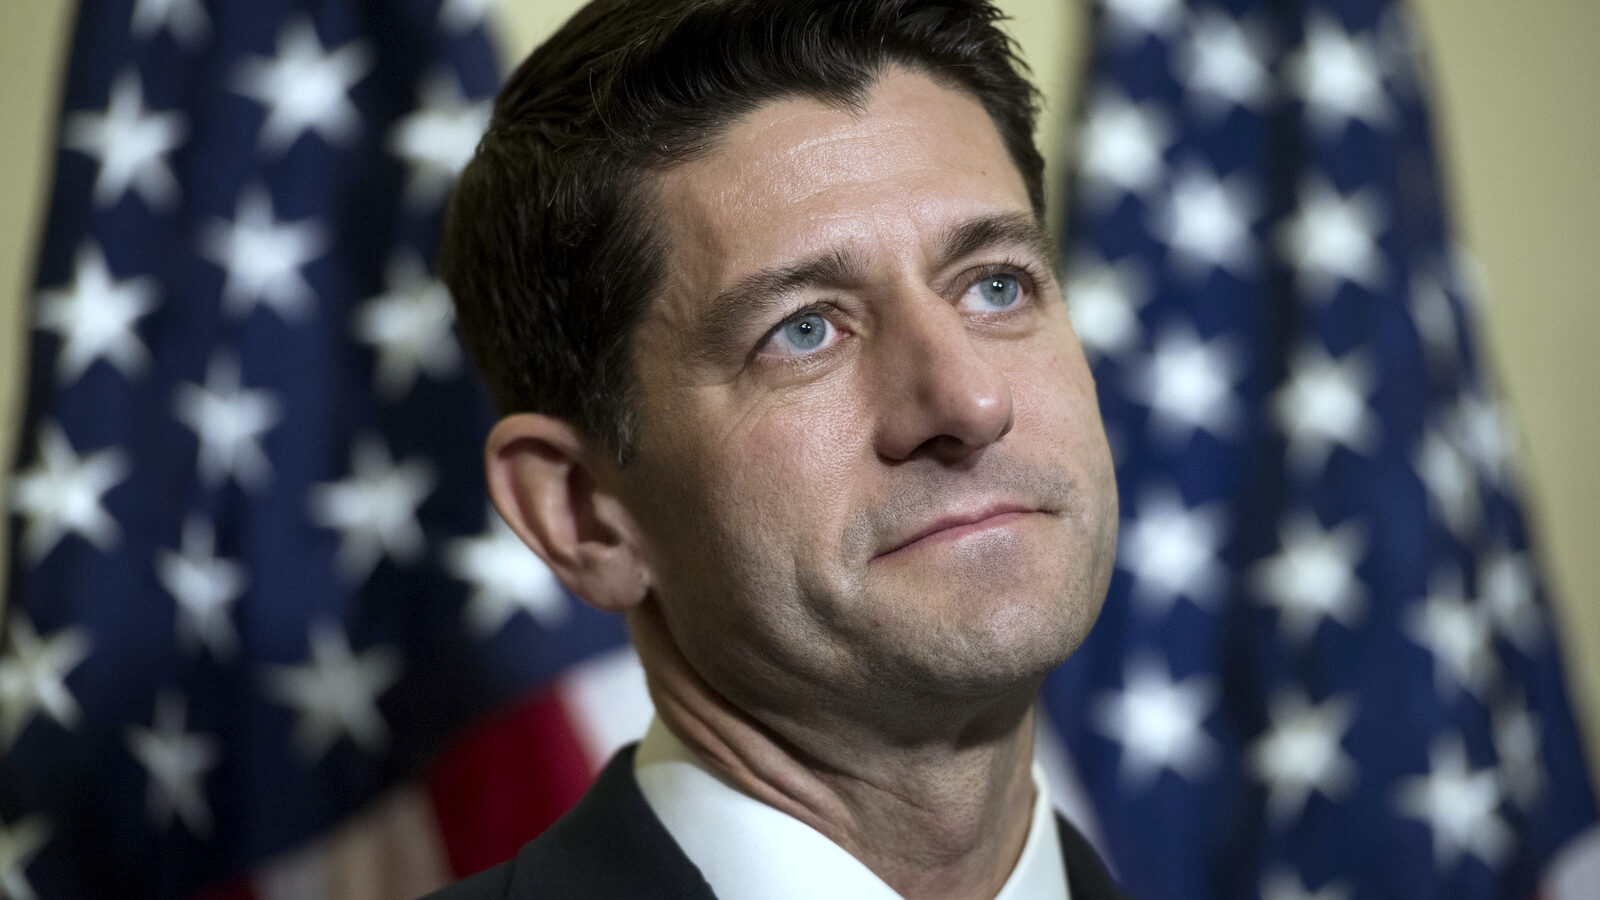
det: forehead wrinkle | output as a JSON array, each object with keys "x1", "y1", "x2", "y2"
[{"x1": 647, "y1": 72, "x2": 1043, "y2": 373}]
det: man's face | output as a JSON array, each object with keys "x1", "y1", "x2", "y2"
[{"x1": 615, "y1": 69, "x2": 1118, "y2": 730}]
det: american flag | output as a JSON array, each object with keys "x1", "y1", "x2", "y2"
[
  {"x1": 1040, "y1": 0, "x2": 1600, "y2": 898},
  {"x1": 1, "y1": 2, "x2": 658, "y2": 897},
  {"x1": 6, "y1": 1, "x2": 1599, "y2": 900}
]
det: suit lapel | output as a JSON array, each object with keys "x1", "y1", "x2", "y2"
[
  {"x1": 495, "y1": 745, "x2": 1129, "y2": 900},
  {"x1": 1056, "y1": 813, "x2": 1135, "y2": 900},
  {"x1": 506, "y1": 745, "x2": 716, "y2": 898}
]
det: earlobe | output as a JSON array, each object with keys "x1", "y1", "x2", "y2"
[{"x1": 485, "y1": 413, "x2": 651, "y2": 613}]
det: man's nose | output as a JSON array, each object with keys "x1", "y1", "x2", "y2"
[{"x1": 872, "y1": 296, "x2": 1015, "y2": 463}]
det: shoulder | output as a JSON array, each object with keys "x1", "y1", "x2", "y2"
[{"x1": 421, "y1": 745, "x2": 714, "y2": 900}]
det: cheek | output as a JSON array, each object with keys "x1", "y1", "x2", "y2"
[
  {"x1": 1031, "y1": 335, "x2": 1120, "y2": 551},
  {"x1": 639, "y1": 385, "x2": 867, "y2": 580},
  {"x1": 717, "y1": 392, "x2": 865, "y2": 539},
  {"x1": 1010, "y1": 340, "x2": 1098, "y2": 448}
]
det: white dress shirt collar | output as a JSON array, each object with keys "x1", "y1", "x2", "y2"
[{"x1": 633, "y1": 718, "x2": 1071, "y2": 900}]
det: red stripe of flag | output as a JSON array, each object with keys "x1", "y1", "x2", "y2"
[{"x1": 425, "y1": 689, "x2": 598, "y2": 878}]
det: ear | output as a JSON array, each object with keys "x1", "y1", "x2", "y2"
[{"x1": 485, "y1": 413, "x2": 651, "y2": 613}]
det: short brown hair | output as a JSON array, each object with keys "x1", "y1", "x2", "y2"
[{"x1": 440, "y1": 0, "x2": 1044, "y2": 461}]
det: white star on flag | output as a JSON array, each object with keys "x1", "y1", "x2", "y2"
[
  {"x1": 1064, "y1": 250, "x2": 1149, "y2": 362},
  {"x1": 199, "y1": 184, "x2": 329, "y2": 322},
  {"x1": 1075, "y1": 90, "x2": 1172, "y2": 206},
  {"x1": 1408, "y1": 268, "x2": 1461, "y2": 374},
  {"x1": 1491, "y1": 691, "x2": 1546, "y2": 810},
  {"x1": 262, "y1": 621, "x2": 402, "y2": 764},
  {"x1": 447, "y1": 512, "x2": 568, "y2": 637},
  {"x1": 0, "y1": 815, "x2": 49, "y2": 900},
  {"x1": 308, "y1": 437, "x2": 436, "y2": 584},
  {"x1": 1260, "y1": 868, "x2": 1352, "y2": 900},
  {"x1": 61, "y1": 69, "x2": 187, "y2": 210},
  {"x1": 354, "y1": 253, "x2": 462, "y2": 400},
  {"x1": 1249, "y1": 689, "x2": 1359, "y2": 824},
  {"x1": 35, "y1": 241, "x2": 159, "y2": 386},
  {"x1": 1376, "y1": 6, "x2": 1425, "y2": 99},
  {"x1": 171, "y1": 352, "x2": 283, "y2": 493},
  {"x1": 1177, "y1": 10, "x2": 1273, "y2": 117},
  {"x1": 10, "y1": 422, "x2": 130, "y2": 564},
  {"x1": 1278, "y1": 177, "x2": 1387, "y2": 302},
  {"x1": 388, "y1": 70, "x2": 493, "y2": 207},
  {"x1": 1101, "y1": 0, "x2": 1182, "y2": 42},
  {"x1": 1448, "y1": 245, "x2": 1491, "y2": 309},
  {"x1": 230, "y1": 14, "x2": 373, "y2": 153},
  {"x1": 1478, "y1": 548, "x2": 1544, "y2": 654},
  {"x1": 1396, "y1": 733, "x2": 1513, "y2": 870},
  {"x1": 1404, "y1": 570, "x2": 1501, "y2": 701},
  {"x1": 1251, "y1": 514, "x2": 1367, "y2": 643},
  {"x1": 1118, "y1": 487, "x2": 1229, "y2": 619},
  {"x1": 1092, "y1": 653, "x2": 1219, "y2": 789},
  {"x1": 0, "y1": 612, "x2": 92, "y2": 751},
  {"x1": 156, "y1": 515, "x2": 247, "y2": 662},
  {"x1": 1150, "y1": 162, "x2": 1258, "y2": 279},
  {"x1": 1272, "y1": 342, "x2": 1380, "y2": 475},
  {"x1": 125, "y1": 690, "x2": 222, "y2": 837},
  {"x1": 1448, "y1": 391, "x2": 1512, "y2": 486},
  {"x1": 1414, "y1": 426, "x2": 1481, "y2": 540},
  {"x1": 1128, "y1": 323, "x2": 1246, "y2": 445},
  {"x1": 1288, "y1": 14, "x2": 1393, "y2": 137},
  {"x1": 438, "y1": 0, "x2": 499, "y2": 32},
  {"x1": 130, "y1": 0, "x2": 211, "y2": 50}
]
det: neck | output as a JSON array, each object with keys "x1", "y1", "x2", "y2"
[{"x1": 627, "y1": 601, "x2": 1040, "y2": 900}]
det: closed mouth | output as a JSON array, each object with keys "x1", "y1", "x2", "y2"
[{"x1": 873, "y1": 503, "x2": 1042, "y2": 562}]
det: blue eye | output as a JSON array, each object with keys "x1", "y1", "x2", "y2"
[
  {"x1": 769, "y1": 312, "x2": 833, "y2": 355},
  {"x1": 971, "y1": 273, "x2": 1022, "y2": 309}
]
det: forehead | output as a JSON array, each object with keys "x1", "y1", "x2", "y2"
[{"x1": 649, "y1": 68, "x2": 1036, "y2": 304}]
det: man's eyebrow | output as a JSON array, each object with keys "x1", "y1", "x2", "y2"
[
  {"x1": 937, "y1": 212, "x2": 1058, "y2": 272},
  {"x1": 695, "y1": 248, "x2": 867, "y2": 363}
]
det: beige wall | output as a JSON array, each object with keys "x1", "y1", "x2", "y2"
[
  {"x1": 2, "y1": 2, "x2": 1596, "y2": 784},
  {"x1": 1409, "y1": 0, "x2": 1600, "y2": 786},
  {"x1": 0, "y1": 2, "x2": 77, "y2": 611}
]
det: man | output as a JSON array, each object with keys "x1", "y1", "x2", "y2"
[{"x1": 432, "y1": 0, "x2": 1126, "y2": 897}]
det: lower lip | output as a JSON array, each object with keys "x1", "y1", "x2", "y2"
[{"x1": 873, "y1": 511, "x2": 1037, "y2": 563}]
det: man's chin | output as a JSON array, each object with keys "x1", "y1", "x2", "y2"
[
  {"x1": 846, "y1": 634, "x2": 1062, "y2": 745},
  {"x1": 856, "y1": 578, "x2": 1093, "y2": 696}
]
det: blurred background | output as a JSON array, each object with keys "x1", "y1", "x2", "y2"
[
  {"x1": 9, "y1": 0, "x2": 1592, "y2": 794},
  {"x1": 1, "y1": 0, "x2": 1596, "y2": 897}
]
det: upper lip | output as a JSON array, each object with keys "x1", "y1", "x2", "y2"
[{"x1": 875, "y1": 501, "x2": 1039, "y2": 559}]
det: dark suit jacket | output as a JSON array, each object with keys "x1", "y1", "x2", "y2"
[{"x1": 426, "y1": 745, "x2": 1134, "y2": 899}]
